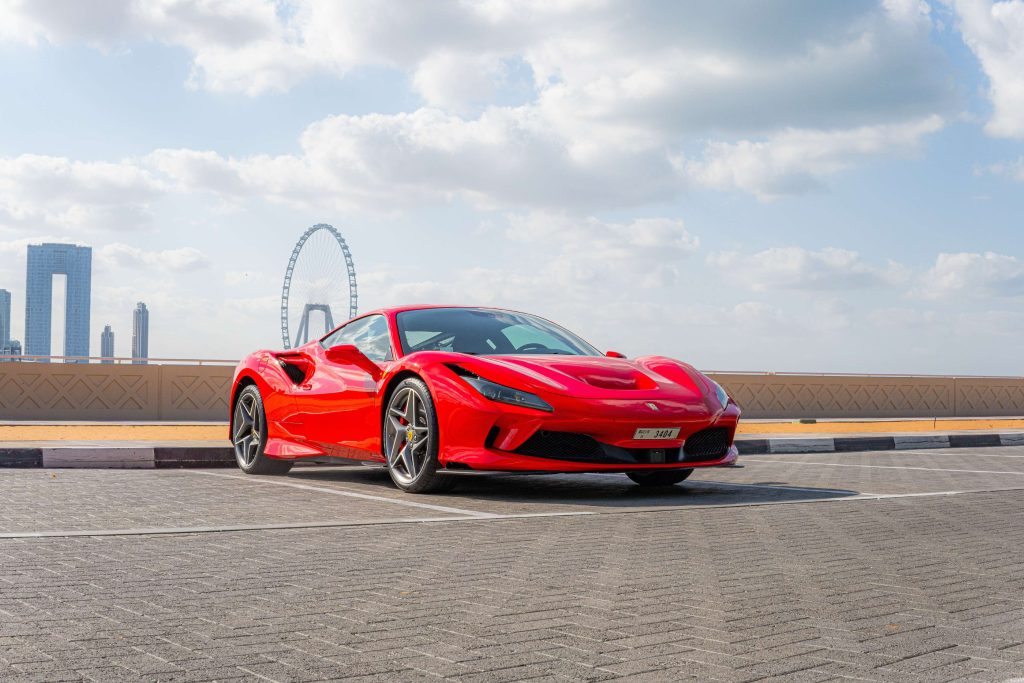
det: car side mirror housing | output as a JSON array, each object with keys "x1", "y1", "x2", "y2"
[
  {"x1": 605, "y1": 350, "x2": 626, "y2": 359},
  {"x1": 325, "y1": 344, "x2": 383, "y2": 381}
]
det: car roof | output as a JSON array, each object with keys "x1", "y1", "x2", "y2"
[{"x1": 360, "y1": 304, "x2": 525, "y2": 317}]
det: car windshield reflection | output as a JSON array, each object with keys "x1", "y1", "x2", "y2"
[{"x1": 395, "y1": 307, "x2": 601, "y2": 357}]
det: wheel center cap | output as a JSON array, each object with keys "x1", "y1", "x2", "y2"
[{"x1": 406, "y1": 428, "x2": 415, "y2": 441}]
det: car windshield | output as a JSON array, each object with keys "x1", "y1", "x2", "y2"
[{"x1": 396, "y1": 308, "x2": 601, "y2": 357}]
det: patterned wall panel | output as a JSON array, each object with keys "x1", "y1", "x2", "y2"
[
  {"x1": 0, "y1": 364, "x2": 159, "y2": 420},
  {"x1": 158, "y1": 366, "x2": 234, "y2": 420},
  {"x1": 954, "y1": 379, "x2": 1024, "y2": 417},
  {"x1": 707, "y1": 374, "x2": 959, "y2": 419}
]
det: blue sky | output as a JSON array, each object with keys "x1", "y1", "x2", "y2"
[{"x1": 0, "y1": 0, "x2": 1022, "y2": 373}]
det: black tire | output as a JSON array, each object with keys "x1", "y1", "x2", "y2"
[
  {"x1": 382, "y1": 378, "x2": 454, "y2": 493},
  {"x1": 232, "y1": 385, "x2": 293, "y2": 475},
  {"x1": 627, "y1": 469, "x2": 693, "y2": 487}
]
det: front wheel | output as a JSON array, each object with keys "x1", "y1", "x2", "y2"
[
  {"x1": 383, "y1": 378, "x2": 454, "y2": 493},
  {"x1": 627, "y1": 469, "x2": 693, "y2": 487},
  {"x1": 232, "y1": 385, "x2": 292, "y2": 475}
]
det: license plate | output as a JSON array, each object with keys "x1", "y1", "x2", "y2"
[{"x1": 633, "y1": 427, "x2": 680, "y2": 440}]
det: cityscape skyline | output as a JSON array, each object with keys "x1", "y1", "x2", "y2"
[{"x1": 0, "y1": 242, "x2": 153, "y2": 362}]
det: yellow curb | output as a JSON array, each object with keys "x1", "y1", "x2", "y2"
[
  {"x1": 1, "y1": 417, "x2": 1022, "y2": 442},
  {"x1": 0, "y1": 424, "x2": 228, "y2": 442}
]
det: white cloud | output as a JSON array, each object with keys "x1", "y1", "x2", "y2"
[
  {"x1": 505, "y1": 213, "x2": 699, "y2": 288},
  {"x1": 96, "y1": 243, "x2": 210, "y2": 272},
  {"x1": 361, "y1": 212, "x2": 698, "y2": 307},
  {"x1": 952, "y1": 0, "x2": 1024, "y2": 139},
  {"x1": 0, "y1": 0, "x2": 306, "y2": 95},
  {"x1": 708, "y1": 247, "x2": 908, "y2": 291},
  {"x1": 146, "y1": 148, "x2": 257, "y2": 200},
  {"x1": 981, "y1": 155, "x2": 1024, "y2": 181},
  {"x1": 139, "y1": 110, "x2": 949, "y2": 212},
  {"x1": 412, "y1": 52, "x2": 504, "y2": 111},
  {"x1": 916, "y1": 251, "x2": 1024, "y2": 298},
  {"x1": 2, "y1": 1, "x2": 957, "y2": 205},
  {"x1": 145, "y1": 109, "x2": 686, "y2": 210},
  {"x1": 688, "y1": 116, "x2": 944, "y2": 200},
  {"x1": 0, "y1": 154, "x2": 164, "y2": 232}
]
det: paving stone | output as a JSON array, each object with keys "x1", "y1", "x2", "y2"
[{"x1": 1, "y1": 450, "x2": 1023, "y2": 681}]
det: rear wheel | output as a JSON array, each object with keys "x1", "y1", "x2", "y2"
[
  {"x1": 627, "y1": 469, "x2": 693, "y2": 487},
  {"x1": 383, "y1": 378, "x2": 454, "y2": 493},
  {"x1": 232, "y1": 385, "x2": 293, "y2": 475}
]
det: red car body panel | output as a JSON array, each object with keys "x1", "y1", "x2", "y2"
[{"x1": 230, "y1": 305, "x2": 741, "y2": 473}]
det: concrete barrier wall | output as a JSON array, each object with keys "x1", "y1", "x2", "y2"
[
  {"x1": 0, "y1": 363, "x2": 233, "y2": 421},
  {"x1": 1, "y1": 362, "x2": 1022, "y2": 421},
  {"x1": 708, "y1": 373, "x2": 1024, "y2": 419}
]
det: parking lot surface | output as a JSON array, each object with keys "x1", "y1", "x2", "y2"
[{"x1": 2, "y1": 447, "x2": 1024, "y2": 681}]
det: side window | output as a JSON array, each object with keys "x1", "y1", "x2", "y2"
[{"x1": 321, "y1": 315, "x2": 393, "y2": 362}]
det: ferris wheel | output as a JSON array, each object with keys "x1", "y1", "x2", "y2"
[{"x1": 280, "y1": 224, "x2": 358, "y2": 349}]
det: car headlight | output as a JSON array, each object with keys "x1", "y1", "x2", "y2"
[
  {"x1": 709, "y1": 379, "x2": 730, "y2": 409},
  {"x1": 462, "y1": 376, "x2": 554, "y2": 412}
]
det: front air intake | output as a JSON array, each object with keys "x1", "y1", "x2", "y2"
[
  {"x1": 514, "y1": 430, "x2": 603, "y2": 460},
  {"x1": 682, "y1": 427, "x2": 730, "y2": 460}
]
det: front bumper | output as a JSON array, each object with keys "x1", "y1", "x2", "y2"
[
  {"x1": 442, "y1": 444, "x2": 739, "y2": 473},
  {"x1": 434, "y1": 379, "x2": 742, "y2": 472}
]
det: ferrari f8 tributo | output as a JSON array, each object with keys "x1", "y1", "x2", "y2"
[{"x1": 230, "y1": 306, "x2": 741, "y2": 493}]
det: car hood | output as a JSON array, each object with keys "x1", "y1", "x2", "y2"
[{"x1": 447, "y1": 353, "x2": 718, "y2": 406}]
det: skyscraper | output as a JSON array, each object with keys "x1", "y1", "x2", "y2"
[
  {"x1": 132, "y1": 302, "x2": 149, "y2": 365},
  {"x1": 0, "y1": 288, "x2": 10, "y2": 347},
  {"x1": 24, "y1": 243, "x2": 92, "y2": 362},
  {"x1": 0, "y1": 339, "x2": 21, "y2": 361},
  {"x1": 100, "y1": 324, "x2": 115, "y2": 363}
]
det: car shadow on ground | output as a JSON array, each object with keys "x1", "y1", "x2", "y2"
[{"x1": 286, "y1": 465, "x2": 860, "y2": 510}]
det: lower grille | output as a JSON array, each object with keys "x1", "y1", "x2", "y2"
[
  {"x1": 513, "y1": 430, "x2": 603, "y2": 460},
  {"x1": 507, "y1": 427, "x2": 731, "y2": 465},
  {"x1": 682, "y1": 427, "x2": 730, "y2": 460}
]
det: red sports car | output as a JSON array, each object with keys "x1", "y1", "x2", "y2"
[{"x1": 230, "y1": 305, "x2": 741, "y2": 493}]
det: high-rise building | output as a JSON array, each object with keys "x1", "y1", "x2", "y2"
[
  {"x1": 132, "y1": 302, "x2": 149, "y2": 365},
  {"x1": 100, "y1": 324, "x2": 115, "y2": 363},
  {"x1": 0, "y1": 339, "x2": 21, "y2": 362},
  {"x1": 24, "y1": 243, "x2": 92, "y2": 362},
  {"x1": 0, "y1": 288, "x2": 10, "y2": 347}
]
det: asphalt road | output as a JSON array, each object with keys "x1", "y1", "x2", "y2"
[{"x1": 2, "y1": 448, "x2": 1024, "y2": 681}]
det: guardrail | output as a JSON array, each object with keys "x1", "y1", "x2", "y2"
[{"x1": 1, "y1": 359, "x2": 1022, "y2": 421}]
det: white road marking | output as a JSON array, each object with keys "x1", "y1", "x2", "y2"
[
  {"x1": 5, "y1": 486, "x2": 1024, "y2": 539},
  {"x1": 689, "y1": 480, "x2": 856, "y2": 495},
  {"x1": 0, "y1": 516, "x2": 465, "y2": 538},
  {"x1": 743, "y1": 459, "x2": 1024, "y2": 475},
  {"x1": 905, "y1": 452, "x2": 1024, "y2": 459},
  {"x1": 184, "y1": 470, "x2": 499, "y2": 518},
  {"x1": 579, "y1": 472, "x2": 855, "y2": 494}
]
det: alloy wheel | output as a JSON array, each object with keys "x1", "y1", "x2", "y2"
[
  {"x1": 384, "y1": 387, "x2": 430, "y2": 485},
  {"x1": 232, "y1": 391, "x2": 262, "y2": 467}
]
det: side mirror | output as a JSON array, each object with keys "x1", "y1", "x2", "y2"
[
  {"x1": 605, "y1": 350, "x2": 627, "y2": 359},
  {"x1": 325, "y1": 344, "x2": 383, "y2": 381}
]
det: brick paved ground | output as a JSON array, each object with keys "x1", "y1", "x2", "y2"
[{"x1": 2, "y1": 448, "x2": 1024, "y2": 681}]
